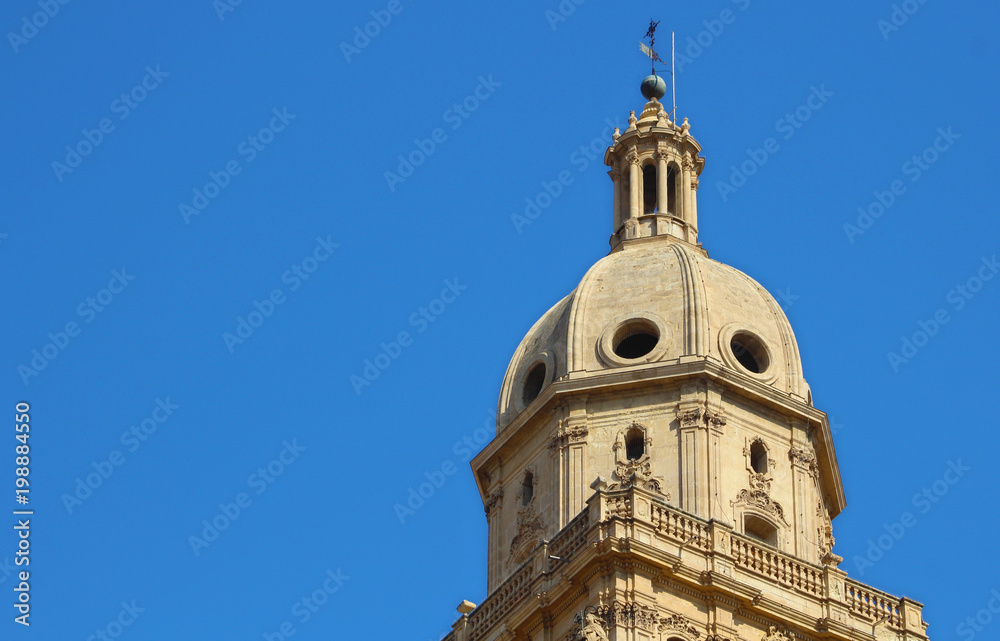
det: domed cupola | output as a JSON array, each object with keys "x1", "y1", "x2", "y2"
[
  {"x1": 475, "y1": 74, "x2": 842, "y2": 593},
  {"x1": 496, "y1": 81, "x2": 810, "y2": 433}
]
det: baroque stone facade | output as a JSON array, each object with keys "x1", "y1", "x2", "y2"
[{"x1": 435, "y1": 73, "x2": 931, "y2": 641}]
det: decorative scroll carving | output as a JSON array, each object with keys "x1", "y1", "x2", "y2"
[
  {"x1": 508, "y1": 504, "x2": 545, "y2": 565},
  {"x1": 597, "y1": 602, "x2": 659, "y2": 631},
  {"x1": 749, "y1": 472, "x2": 772, "y2": 494},
  {"x1": 732, "y1": 487, "x2": 788, "y2": 525},
  {"x1": 549, "y1": 422, "x2": 589, "y2": 450},
  {"x1": 607, "y1": 423, "x2": 669, "y2": 498},
  {"x1": 677, "y1": 407, "x2": 703, "y2": 428},
  {"x1": 691, "y1": 177, "x2": 700, "y2": 191},
  {"x1": 789, "y1": 446, "x2": 818, "y2": 478},
  {"x1": 705, "y1": 409, "x2": 727, "y2": 429},
  {"x1": 658, "y1": 613, "x2": 700, "y2": 639}
]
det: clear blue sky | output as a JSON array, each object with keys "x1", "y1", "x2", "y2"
[{"x1": 1, "y1": 1, "x2": 998, "y2": 639}]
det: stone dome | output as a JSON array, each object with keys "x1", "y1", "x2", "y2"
[{"x1": 497, "y1": 238, "x2": 809, "y2": 431}]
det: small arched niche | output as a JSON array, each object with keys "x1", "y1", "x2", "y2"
[
  {"x1": 625, "y1": 426, "x2": 646, "y2": 461},
  {"x1": 520, "y1": 470, "x2": 534, "y2": 506},
  {"x1": 642, "y1": 164, "x2": 658, "y2": 214},
  {"x1": 667, "y1": 164, "x2": 679, "y2": 215},
  {"x1": 750, "y1": 440, "x2": 768, "y2": 474}
]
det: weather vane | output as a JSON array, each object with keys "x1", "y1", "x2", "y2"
[
  {"x1": 641, "y1": 19, "x2": 663, "y2": 75},
  {"x1": 638, "y1": 19, "x2": 676, "y2": 121}
]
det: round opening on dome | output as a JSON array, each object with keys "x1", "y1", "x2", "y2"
[
  {"x1": 730, "y1": 332, "x2": 769, "y2": 374},
  {"x1": 521, "y1": 362, "x2": 546, "y2": 406},
  {"x1": 612, "y1": 321, "x2": 660, "y2": 360}
]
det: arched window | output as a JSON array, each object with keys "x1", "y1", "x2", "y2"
[
  {"x1": 642, "y1": 165, "x2": 657, "y2": 214},
  {"x1": 521, "y1": 471, "x2": 534, "y2": 506},
  {"x1": 625, "y1": 427, "x2": 645, "y2": 461},
  {"x1": 667, "y1": 166, "x2": 678, "y2": 214},
  {"x1": 750, "y1": 440, "x2": 768, "y2": 474},
  {"x1": 744, "y1": 514, "x2": 778, "y2": 547}
]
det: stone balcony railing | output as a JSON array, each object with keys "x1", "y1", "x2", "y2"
[{"x1": 445, "y1": 486, "x2": 927, "y2": 641}]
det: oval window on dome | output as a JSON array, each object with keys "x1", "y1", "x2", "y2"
[
  {"x1": 613, "y1": 320, "x2": 660, "y2": 359},
  {"x1": 730, "y1": 332, "x2": 769, "y2": 374},
  {"x1": 521, "y1": 362, "x2": 546, "y2": 406}
]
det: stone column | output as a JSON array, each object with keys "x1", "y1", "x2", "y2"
[
  {"x1": 610, "y1": 168, "x2": 621, "y2": 232},
  {"x1": 484, "y1": 485, "x2": 504, "y2": 591},
  {"x1": 789, "y1": 443, "x2": 819, "y2": 561},
  {"x1": 676, "y1": 403, "x2": 704, "y2": 515},
  {"x1": 550, "y1": 397, "x2": 589, "y2": 528},
  {"x1": 684, "y1": 156, "x2": 699, "y2": 241},
  {"x1": 628, "y1": 151, "x2": 640, "y2": 222}
]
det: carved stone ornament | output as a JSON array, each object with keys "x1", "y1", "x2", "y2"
[
  {"x1": 484, "y1": 488, "x2": 503, "y2": 516},
  {"x1": 749, "y1": 472, "x2": 772, "y2": 494},
  {"x1": 549, "y1": 422, "x2": 589, "y2": 450},
  {"x1": 677, "y1": 407, "x2": 703, "y2": 428},
  {"x1": 597, "y1": 602, "x2": 659, "y2": 631},
  {"x1": 732, "y1": 488, "x2": 788, "y2": 525},
  {"x1": 659, "y1": 613, "x2": 700, "y2": 639},
  {"x1": 691, "y1": 177, "x2": 700, "y2": 191},
  {"x1": 705, "y1": 409, "x2": 727, "y2": 429},
  {"x1": 607, "y1": 424, "x2": 669, "y2": 498},
  {"x1": 509, "y1": 504, "x2": 545, "y2": 564},
  {"x1": 761, "y1": 625, "x2": 793, "y2": 641},
  {"x1": 788, "y1": 446, "x2": 819, "y2": 478},
  {"x1": 627, "y1": 111, "x2": 638, "y2": 130}
]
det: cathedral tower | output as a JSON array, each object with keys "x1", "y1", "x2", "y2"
[{"x1": 439, "y1": 73, "x2": 930, "y2": 641}]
